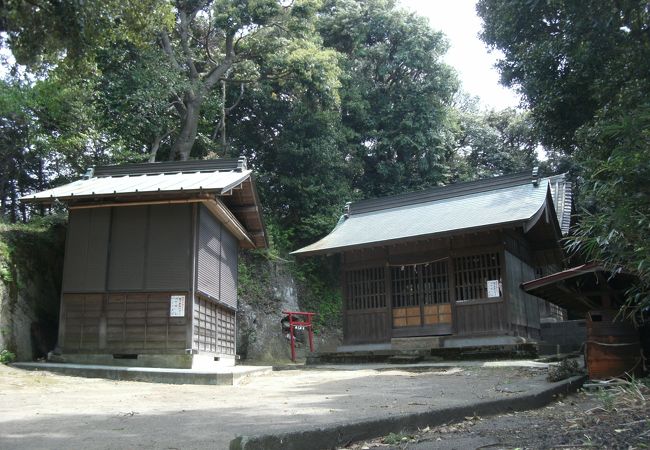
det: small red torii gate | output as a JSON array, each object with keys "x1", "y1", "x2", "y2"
[{"x1": 282, "y1": 311, "x2": 316, "y2": 362}]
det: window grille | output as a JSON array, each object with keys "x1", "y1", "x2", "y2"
[
  {"x1": 391, "y1": 259, "x2": 450, "y2": 327},
  {"x1": 345, "y1": 267, "x2": 386, "y2": 310},
  {"x1": 454, "y1": 252, "x2": 501, "y2": 301}
]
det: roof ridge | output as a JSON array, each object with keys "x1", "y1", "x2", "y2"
[
  {"x1": 92, "y1": 158, "x2": 247, "y2": 178},
  {"x1": 350, "y1": 171, "x2": 537, "y2": 215}
]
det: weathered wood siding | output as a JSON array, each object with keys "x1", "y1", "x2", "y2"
[
  {"x1": 452, "y1": 250, "x2": 507, "y2": 336},
  {"x1": 341, "y1": 232, "x2": 514, "y2": 341},
  {"x1": 64, "y1": 205, "x2": 192, "y2": 294},
  {"x1": 342, "y1": 266, "x2": 390, "y2": 344},
  {"x1": 196, "y1": 205, "x2": 238, "y2": 310},
  {"x1": 62, "y1": 208, "x2": 111, "y2": 292},
  {"x1": 504, "y1": 250, "x2": 541, "y2": 337},
  {"x1": 454, "y1": 300, "x2": 508, "y2": 336},
  {"x1": 60, "y1": 292, "x2": 189, "y2": 353},
  {"x1": 59, "y1": 204, "x2": 204, "y2": 355},
  {"x1": 193, "y1": 296, "x2": 236, "y2": 355}
]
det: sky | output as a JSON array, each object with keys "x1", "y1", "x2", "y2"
[{"x1": 399, "y1": 0, "x2": 521, "y2": 110}]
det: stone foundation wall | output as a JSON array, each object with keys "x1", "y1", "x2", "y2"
[{"x1": 539, "y1": 320, "x2": 587, "y2": 355}]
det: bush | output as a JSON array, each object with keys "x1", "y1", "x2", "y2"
[{"x1": 0, "y1": 349, "x2": 16, "y2": 364}]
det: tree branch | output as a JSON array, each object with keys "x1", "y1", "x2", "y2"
[
  {"x1": 178, "y1": 10, "x2": 199, "y2": 80},
  {"x1": 203, "y1": 33, "x2": 235, "y2": 90},
  {"x1": 159, "y1": 31, "x2": 182, "y2": 73},
  {"x1": 226, "y1": 83, "x2": 245, "y2": 114}
]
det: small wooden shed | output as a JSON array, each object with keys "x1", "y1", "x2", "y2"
[
  {"x1": 522, "y1": 264, "x2": 645, "y2": 378},
  {"x1": 21, "y1": 158, "x2": 266, "y2": 368},
  {"x1": 293, "y1": 171, "x2": 571, "y2": 349}
]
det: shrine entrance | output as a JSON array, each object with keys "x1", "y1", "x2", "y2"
[{"x1": 390, "y1": 259, "x2": 452, "y2": 337}]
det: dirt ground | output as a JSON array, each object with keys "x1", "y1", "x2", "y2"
[
  {"x1": 2, "y1": 362, "x2": 646, "y2": 450},
  {"x1": 343, "y1": 379, "x2": 650, "y2": 450}
]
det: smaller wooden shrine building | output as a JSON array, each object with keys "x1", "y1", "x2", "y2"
[
  {"x1": 293, "y1": 170, "x2": 571, "y2": 349},
  {"x1": 21, "y1": 158, "x2": 266, "y2": 368}
]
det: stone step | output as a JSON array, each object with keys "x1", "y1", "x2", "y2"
[{"x1": 307, "y1": 343, "x2": 538, "y2": 365}]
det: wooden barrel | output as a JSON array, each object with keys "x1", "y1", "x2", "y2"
[{"x1": 585, "y1": 310, "x2": 643, "y2": 379}]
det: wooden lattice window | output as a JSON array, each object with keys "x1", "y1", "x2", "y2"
[
  {"x1": 421, "y1": 260, "x2": 449, "y2": 305},
  {"x1": 345, "y1": 267, "x2": 386, "y2": 311},
  {"x1": 454, "y1": 252, "x2": 501, "y2": 301},
  {"x1": 391, "y1": 265, "x2": 418, "y2": 309},
  {"x1": 391, "y1": 260, "x2": 450, "y2": 328}
]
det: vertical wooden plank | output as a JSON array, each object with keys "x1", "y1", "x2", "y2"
[
  {"x1": 449, "y1": 255, "x2": 457, "y2": 335},
  {"x1": 189, "y1": 204, "x2": 198, "y2": 352},
  {"x1": 341, "y1": 253, "x2": 349, "y2": 342},
  {"x1": 99, "y1": 294, "x2": 107, "y2": 349},
  {"x1": 384, "y1": 262, "x2": 392, "y2": 339}
]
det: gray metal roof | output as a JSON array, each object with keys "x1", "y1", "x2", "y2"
[
  {"x1": 293, "y1": 173, "x2": 567, "y2": 256},
  {"x1": 21, "y1": 158, "x2": 269, "y2": 249},
  {"x1": 21, "y1": 159, "x2": 251, "y2": 203}
]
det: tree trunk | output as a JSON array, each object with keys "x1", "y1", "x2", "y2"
[
  {"x1": 149, "y1": 134, "x2": 162, "y2": 163},
  {"x1": 170, "y1": 98, "x2": 202, "y2": 161},
  {"x1": 221, "y1": 79, "x2": 227, "y2": 154}
]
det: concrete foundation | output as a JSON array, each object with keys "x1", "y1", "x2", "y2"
[
  {"x1": 538, "y1": 320, "x2": 587, "y2": 355},
  {"x1": 49, "y1": 352, "x2": 236, "y2": 369},
  {"x1": 12, "y1": 362, "x2": 270, "y2": 385}
]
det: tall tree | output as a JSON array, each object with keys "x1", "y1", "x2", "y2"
[
  {"x1": 477, "y1": 0, "x2": 650, "y2": 155},
  {"x1": 1, "y1": 0, "x2": 341, "y2": 161},
  {"x1": 453, "y1": 107, "x2": 539, "y2": 180},
  {"x1": 318, "y1": 0, "x2": 459, "y2": 197},
  {"x1": 478, "y1": 0, "x2": 650, "y2": 314}
]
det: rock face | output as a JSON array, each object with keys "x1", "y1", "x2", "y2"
[
  {"x1": 237, "y1": 259, "x2": 301, "y2": 362},
  {"x1": 0, "y1": 257, "x2": 37, "y2": 361},
  {"x1": 0, "y1": 221, "x2": 66, "y2": 362},
  {"x1": 236, "y1": 257, "x2": 342, "y2": 363}
]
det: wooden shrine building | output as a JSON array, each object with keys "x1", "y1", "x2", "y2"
[
  {"x1": 293, "y1": 170, "x2": 572, "y2": 349},
  {"x1": 21, "y1": 158, "x2": 267, "y2": 368}
]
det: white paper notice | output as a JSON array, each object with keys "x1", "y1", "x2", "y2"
[
  {"x1": 170, "y1": 295, "x2": 186, "y2": 317},
  {"x1": 486, "y1": 280, "x2": 500, "y2": 298}
]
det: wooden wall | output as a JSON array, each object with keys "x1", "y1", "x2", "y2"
[
  {"x1": 504, "y1": 250, "x2": 541, "y2": 338},
  {"x1": 342, "y1": 266, "x2": 390, "y2": 344},
  {"x1": 60, "y1": 292, "x2": 189, "y2": 353},
  {"x1": 193, "y1": 296, "x2": 236, "y2": 355},
  {"x1": 340, "y1": 230, "x2": 547, "y2": 343},
  {"x1": 63, "y1": 204, "x2": 192, "y2": 294},
  {"x1": 196, "y1": 205, "x2": 238, "y2": 310},
  {"x1": 59, "y1": 203, "x2": 240, "y2": 357}
]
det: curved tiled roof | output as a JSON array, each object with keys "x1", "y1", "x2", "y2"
[{"x1": 293, "y1": 172, "x2": 571, "y2": 256}]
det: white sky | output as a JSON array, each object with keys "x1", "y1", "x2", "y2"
[{"x1": 399, "y1": 0, "x2": 521, "y2": 110}]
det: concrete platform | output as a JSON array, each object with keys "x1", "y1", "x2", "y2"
[{"x1": 11, "y1": 362, "x2": 272, "y2": 385}]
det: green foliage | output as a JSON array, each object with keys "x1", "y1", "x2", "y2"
[
  {"x1": 565, "y1": 101, "x2": 650, "y2": 315},
  {"x1": 382, "y1": 432, "x2": 415, "y2": 445},
  {"x1": 0, "y1": 349, "x2": 16, "y2": 364},
  {"x1": 0, "y1": 0, "x2": 173, "y2": 68},
  {"x1": 237, "y1": 255, "x2": 270, "y2": 309},
  {"x1": 291, "y1": 257, "x2": 342, "y2": 329},
  {"x1": 0, "y1": 216, "x2": 67, "y2": 324},
  {"x1": 478, "y1": 0, "x2": 649, "y2": 155},
  {"x1": 452, "y1": 106, "x2": 540, "y2": 180},
  {"x1": 479, "y1": 0, "x2": 650, "y2": 314},
  {"x1": 319, "y1": 0, "x2": 459, "y2": 197}
]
